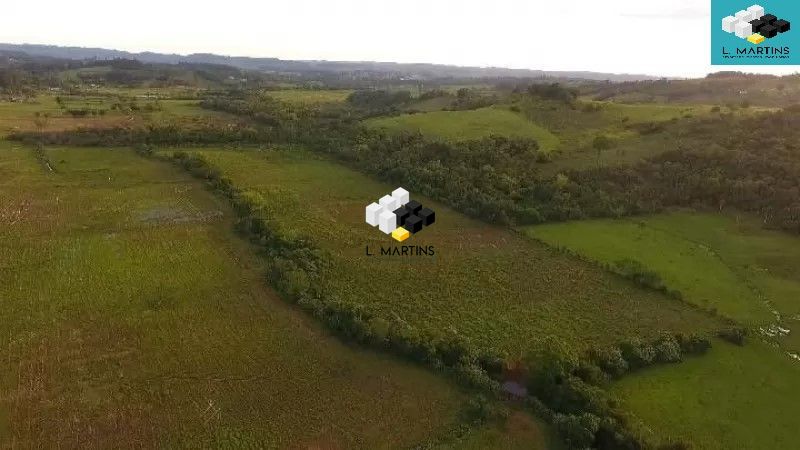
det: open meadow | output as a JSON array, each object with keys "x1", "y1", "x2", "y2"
[
  {"x1": 0, "y1": 142, "x2": 485, "y2": 448},
  {"x1": 525, "y1": 212, "x2": 800, "y2": 354},
  {"x1": 525, "y1": 212, "x2": 800, "y2": 448},
  {"x1": 611, "y1": 339, "x2": 800, "y2": 450},
  {"x1": 366, "y1": 107, "x2": 561, "y2": 151}
]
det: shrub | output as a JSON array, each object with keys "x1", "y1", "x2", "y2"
[
  {"x1": 462, "y1": 394, "x2": 509, "y2": 425},
  {"x1": 589, "y1": 346, "x2": 629, "y2": 378},
  {"x1": 620, "y1": 338, "x2": 656, "y2": 369},
  {"x1": 575, "y1": 360, "x2": 609, "y2": 385},
  {"x1": 523, "y1": 337, "x2": 579, "y2": 397},
  {"x1": 676, "y1": 333, "x2": 712, "y2": 355},
  {"x1": 718, "y1": 327, "x2": 748, "y2": 346},
  {"x1": 553, "y1": 412, "x2": 601, "y2": 450},
  {"x1": 614, "y1": 259, "x2": 666, "y2": 291},
  {"x1": 653, "y1": 333, "x2": 682, "y2": 363}
]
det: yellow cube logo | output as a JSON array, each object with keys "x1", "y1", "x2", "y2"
[{"x1": 391, "y1": 227, "x2": 410, "y2": 242}]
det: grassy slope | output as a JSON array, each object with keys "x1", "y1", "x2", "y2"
[
  {"x1": 0, "y1": 94, "x2": 217, "y2": 136},
  {"x1": 611, "y1": 339, "x2": 800, "y2": 450},
  {"x1": 435, "y1": 411, "x2": 565, "y2": 450},
  {"x1": 264, "y1": 89, "x2": 353, "y2": 105},
  {"x1": 366, "y1": 107, "x2": 561, "y2": 151},
  {"x1": 516, "y1": 100, "x2": 704, "y2": 172},
  {"x1": 527, "y1": 101, "x2": 775, "y2": 175},
  {"x1": 182, "y1": 148, "x2": 722, "y2": 359},
  {"x1": 0, "y1": 143, "x2": 476, "y2": 448},
  {"x1": 524, "y1": 212, "x2": 800, "y2": 448},
  {"x1": 525, "y1": 212, "x2": 800, "y2": 353}
]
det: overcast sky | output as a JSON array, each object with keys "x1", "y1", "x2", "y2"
[{"x1": 4, "y1": 0, "x2": 798, "y2": 77}]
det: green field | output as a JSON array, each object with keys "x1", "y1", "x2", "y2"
[
  {"x1": 0, "y1": 142, "x2": 482, "y2": 447},
  {"x1": 366, "y1": 107, "x2": 561, "y2": 151},
  {"x1": 264, "y1": 89, "x2": 353, "y2": 105},
  {"x1": 436, "y1": 411, "x2": 564, "y2": 450},
  {"x1": 521, "y1": 100, "x2": 776, "y2": 174},
  {"x1": 173, "y1": 147, "x2": 722, "y2": 359},
  {"x1": 524, "y1": 212, "x2": 800, "y2": 448},
  {"x1": 612, "y1": 339, "x2": 800, "y2": 450},
  {"x1": 525, "y1": 212, "x2": 800, "y2": 353},
  {"x1": 0, "y1": 95, "x2": 217, "y2": 137}
]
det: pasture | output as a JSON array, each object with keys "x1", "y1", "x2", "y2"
[
  {"x1": 523, "y1": 100, "x2": 776, "y2": 174},
  {"x1": 0, "y1": 142, "x2": 477, "y2": 448},
  {"x1": 525, "y1": 212, "x2": 800, "y2": 354},
  {"x1": 366, "y1": 107, "x2": 561, "y2": 151},
  {"x1": 526, "y1": 211, "x2": 800, "y2": 448},
  {"x1": 611, "y1": 339, "x2": 800, "y2": 450},
  {"x1": 263, "y1": 89, "x2": 353, "y2": 105},
  {"x1": 176, "y1": 147, "x2": 723, "y2": 359}
]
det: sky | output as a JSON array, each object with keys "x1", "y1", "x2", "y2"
[{"x1": 4, "y1": 0, "x2": 798, "y2": 77}]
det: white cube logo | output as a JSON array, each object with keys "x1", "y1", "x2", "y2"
[
  {"x1": 735, "y1": 10, "x2": 753, "y2": 23},
  {"x1": 365, "y1": 203, "x2": 383, "y2": 227},
  {"x1": 747, "y1": 5, "x2": 765, "y2": 20},
  {"x1": 378, "y1": 210, "x2": 396, "y2": 234},
  {"x1": 379, "y1": 195, "x2": 398, "y2": 213},
  {"x1": 392, "y1": 187, "x2": 409, "y2": 207},
  {"x1": 735, "y1": 20, "x2": 753, "y2": 38},
  {"x1": 722, "y1": 16, "x2": 739, "y2": 33}
]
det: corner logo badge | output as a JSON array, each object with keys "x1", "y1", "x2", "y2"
[
  {"x1": 365, "y1": 188, "x2": 436, "y2": 242},
  {"x1": 712, "y1": 1, "x2": 798, "y2": 65},
  {"x1": 722, "y1": 5, "x2": 790, "y2": 44}
]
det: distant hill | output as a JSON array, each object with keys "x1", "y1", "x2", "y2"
[{"x1": 0, "y1": 43, "x2": 660, "y2": 82}]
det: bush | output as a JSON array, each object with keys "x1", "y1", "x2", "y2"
[
  {"x1": 575, "y1": 360, "x2": 609, "y2": 385},
  {"x1": 614, "y1": 259, "x2": 666, "y2": 291},
  {"x1": 653, "y1": 333, "x2": 682, "y2": 363},
  {"x1": 462, "y1": 394, "x2": 509, "y2": 425},
  {"x1": 553, "y1": 412, "x2": 601, "y2": 450},
  {"x1": 718, "y1": 327, "x2": 748, "y2": 346},
  {"x1": 620, "y1": 338, "x2": 656, "y2": 369},
  {"x1": 523, "y1": 337, "x2": 579, "y2": 397},
  {"x1": 676, "y1": 333, "x2": 712, "y2": 355},
  {"x1": 589, "y1": 346, "x2": 629, "y2": 378}
]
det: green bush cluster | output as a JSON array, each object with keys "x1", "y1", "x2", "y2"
[
  {"x1": 717, "y1": 327, "x2": 748, "y2": 346},
  {"x1": 65, "y1": 108, "x2": 107, "y2": 117}
]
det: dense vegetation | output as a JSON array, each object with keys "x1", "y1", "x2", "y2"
[
  {"x1": 561, "y1": 112, "x2": 800, "y2": 233},
  {"x1": 194, "y1": 90, "x2": 800, "y2": 234}
]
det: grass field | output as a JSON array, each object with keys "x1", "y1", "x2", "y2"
[
  {"x1": 366, "y1": 107, "x2": 561, "y2": 151},
  {"x1": 524, "y1": 212, "x2": 800, "y2": 354},
  {"x1": 525, "y1": 213, "x2": 800, "y2": 448},
  {"x1": 435, "y1": 411, "x2": 564, "y2": 450},
  {"x1": 0, "y1": 94, "x2": 223, "y2": 137},
  {"x1": 521, "y1": 100, "x2": 776, "y2": 174},
  {"x1": 263, "y1": 89, "x2": 353, "y2": 105},
  {"x1": 0, "y1": 142, "x2": 484, "y2": 448},
  {"x1": 173, "y1": 147, "x2": 723, "y2": 359},
  {"x1": 611, "y1": 339, "x2": 800, "y2": 450}
]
